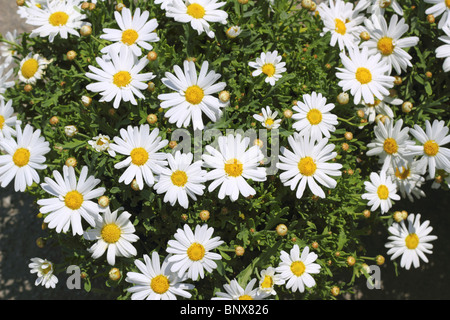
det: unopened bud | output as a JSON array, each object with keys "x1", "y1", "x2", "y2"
[
  {"x1": 219, "y1": 90, "x2": 230, "y2": 103},
  {"x1": 98, "y1": 195, "x2": 110, "y2": 208},
  {"x1": 376, "y1": 255, "x2": 385, "y2": 266},
  {"x1": 235, "y1": 246, "x2": 245, "y2": 256},
  {"x1": 80, "y1": 25, "x2": 92, "y2": 36},
  {"x1": 199, "y1": 210, "x2": 210, "y2": 221},
  {"x1": 147, "y1": 113, "x2": 157, "y2": 124},
  {"x1": 147, "y1": 51, "x2": 158, "y2": 61},
  {"x1": 402, "y1": 101, "x2": 413, "y2": 113},
  {"x1": 347, "y1": 256, "x2": 356, "y2": 266},
  {"x1": 65, "y1": 157, "x2": 77, "y2": 167},
  {"x1": 276, "y1": 224, "x2": 288, "y2": 236},
  {"x1": 49, "y1": 116, "x2": 59, "y2": 125},
  {"x1": 337, "y1": 92, "x2": 349, "y2": 105},
  {"x1": 331, "y1": 286, "x2": 340, "y2": 296},
  {"x1": 360, "y1": 31, "x2": 370, "y2": 41},
  {"x1": 67, "y1": 50, "x2": 77, "y2": 60},
  {"x1": 109, "y1": 268, "x2": 121, "y2": 281}
]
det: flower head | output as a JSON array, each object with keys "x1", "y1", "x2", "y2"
[
  {"x1": 29, "y1": 257, "x2": 58, "y2": 289},
  {"x1": 249, "y1": 50, "x2": 286, "y2": 86}
]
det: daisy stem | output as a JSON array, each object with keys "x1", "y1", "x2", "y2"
[
  {"x1": 0, "y1": 38, "x2": 22, "y2": 50},
  {"x1": 337, "y1": 117, "x2": 362, "y2": 127},
  {"x1": 360, "y1": 256, "x2": 376, "y2": 261},
  {"x1": 90, "y1": 35, "x2": 108, "y2": 47}
]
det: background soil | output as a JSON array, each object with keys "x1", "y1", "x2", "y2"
[{"x1": 1, "y1": 0, "x2": 449, "y2": 300}]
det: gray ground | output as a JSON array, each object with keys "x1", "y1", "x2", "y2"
[{"x1": 1, "y1": 0, "x2": 449, "y2": 300}]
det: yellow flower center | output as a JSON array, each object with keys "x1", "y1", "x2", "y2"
[
  {"x1": 394, "y1": 166, "x2": 411, "y2": 180},
  {"x1": 383, "y1": 138, "x2": 398, "y2": 154},
  {"x1": 405, "y1": 233, "x2": 419, "y2": 249},
  {"x1": 260, "y1": 275, "x2": 273, "y2": 289},
  {"x1": 335, "y1": 18, "x2": 347, "y2": 35},
  {"x1": 290, "y1": 261, "x2": 306, "y2": 277},
  {"x1": 423, "y1": 140, "x2": 439, "y2": 156},
  {"x1": 187, "y1": 242, "x2": 205, "y2": 261},
  {"x1": 41, "y1": 263, "x2": 52, "y2": 275},
  {"x1": 64, "y1": 190, "x2": 84, "y2": 210},
  {"x1": 186, "y1": 3, "x2": 206, "y2": 19},
  {"x1": 380, "y1": 0, "x2": 392, "y2": 8},
  {"x1": 21, "y1": 59, "x2": 39, "y2": 79},
  {"x1": 238, "y1": 295, "x2": 254, "y2": 300},
  {"x1": 13, "y1": 148, "x2": 30, "y2": 167},
  {"x1": 447, "y1": 0, "x2": 450, "y2": 8},
  {"x1": 0, "y1": 115, "x2": 5, "y2": 129},
  {"x1": 306, "y1": 108, "x2": 323, "y2": 125},
  {"x1": 298, "y1": 156, "x2": 317, "y2": 176},
  {"x1": 377, "y1": 37, "x2": 395, "y2": 55},
  {"x1": 265, "y1": 118, "x2": 274, "y2": 127},
  {"x1": 121, "y1": 29, "x2": 139, "y2": 46},
  {"x1": 151, "y1": 274, "x2": 170, "y2": 294},
  {"x1": 113, "y1": 71, "x2": 132, "y2": 88},
  {"x1": 355, "y1": 67, "x2": 372, "y2": 84},
  {"x1": 49, "y1": 11, "x2": 69, "y2": 26},
  {"x1": 171, "y1": 170, "x2": 188, "y2": 187},
  {"x1": 101, "y1": 223, "x2": 122, "y2": 244},
  {"x1": 377, "y1": 184, "x2": 389, "y2": 200},
  {"x1": 367, "y1": 99, "x2": 381, "y2": 108},
  {"x1": 261, "y1": 63, "x2": 276, "y2": 77},
  {"x1": 185, "y1": 85, "x2": 204, "y2": 105},
  {"x1": 224, "y1": 158, "x2": 243, "y2": 177},
  {"x1": 130, "y1": 147, "x2": 149, "y2": 166}
]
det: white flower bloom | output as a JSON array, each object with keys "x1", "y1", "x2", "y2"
[
  {"x1": 226, "y1": 25, "x2": 242, "y2": 38},
  {"x1": 275, "y1": 245, "x2": 321, "y2": 293},
  {"x1": 28, "y1": 257, "x2": 58, "y2": 289},
  {"x1": 166, "y1": 0, "x2": 228, "y2": 38},
  {"x1": 202, "y1": 133, "x2": 266, "y2": 202},
  {"x1": 425, "y1": 0, "x2": 450, "y2": 29},
  {"x1": 385, "y1": 213, "x2": 437, "y2": 270},
  {"x1": 357, "y1": 95, "x2": 401, "y2": 125},
  {"x1": 18, "y1": 53, "x2": 52, "y2": 85},
  {"x1": 88, "y1": 134, "x2": 116, "y2": 157},
  {"x1": 83, "y1": 206, "x2": 139, "y2": 266},
  {"x1": 291, "y1": 91, "x2": 338, "y2": 141},
  {"x1": 435, "y1": 25, "x2": 450, "y2": 72},
  {"x1": 360, "y1": 14, "x2": 419, "y2": 75},
  {"x1": 387, "y1": 159, "x2": 426, "y2": 202},
  {"x1": 361, "y1": 170, "x2": 400, "y2": 214},
  {"x1": 277, "y1": 133, "x2": 342, "y2": 199},
  {"x1": 17, "y1": 0, "x2": 48, "y2": 19},
  {"x1": 126, "y1": 252, "x2": 195, "y2": 300},
  {"x1": 0, "y1": 124, "x2": 50, "y2": 192},
  {"x1": 355, "y1": 0, "x2": 403, "y2": 17},
  {"x1": 257, "y1": 267, "x2": 285, "y2": 296},
  {"x1": 253, "y1": 106, "x2": 282, "y2": 130},
  {"x1": 37, "y1": 165, "x2": 106, "y2": 236},
  {"x1": 100, "y1": 7, "x2": 159, "y2": 57},
  {"x1": 64, "y1": 125, "x2": 78, "y2": 137},
  {"x1": 248, "y1": 50, "x2": 286, "y2": 86},
  {"x1": 0, "y1": 30, "x2": 19, "y2": 65},
  {"x1": 158, "y1": 60, "x2": 226, "y2": 131},
  {"x1": 166, "y1": 224, "x2": 224, "y2": 281},
  {"x1": 153, "y1": 151, "x2": 206, "y2": 209},
  {"x1": 155, "y1": 0, "x2": 174, "y2": 10},
  {"x1": 336, "y1": 46, "x2": 395, "y2": 105},
  {"x1": 0, "y1": 61, "x2": 14, "y2": 99},
  {"x1": 86, "y1": 46, "x2": 155, "y2": 109},
  {"x1": 0, "y1": 99, "x2": 19, "y2": 139},
  {"x1": 212, "y1": 278, "x2": 271, "y2": 300},
  {"x1": 109, "y1": 124, "x2": 168, "y2": 190}
]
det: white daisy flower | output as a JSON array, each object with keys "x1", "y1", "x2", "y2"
[
  {"x1": 0, "y1": 99, "x2": 19, "y2": 139},
  {"x1": 360, "y1": 14, "x2": 419, "y2": 75},
  {"x1": 0, "y1": 61, "x2": 14, "y2": 99},
  {"x1": 83, "y1": 206, "x2": 139, "y2": 266},
  {"x1": 158, "y1": 60, "x2": 227, "y2": 131},
  {"x1": 275, "y1": 245, "x2": 321, "y2": 293},
  {"x1": 166, "y1": 224, "x2": 224, "y2": 281},
  {"x1": 0, "y1": 124, "x2": 50, "y2": 192},
  {"x1": 155, "y1": 0, "x2": 174, "y2": 10},
  {"x1": 385, "y1": 213, "x2": 438, "y2": 270},
  {"x1": 153, "y1": 151, "x2": 206, "y2": 209},
  {"x1": 431, "y1": 169, "x2": 450, "y2": 189},
  {"x1": 0, "y1": 30, "x2": 19, "y2": 65},
  {"x1": 276, "y1": 133, "x2": 342, "y2": 199},
  {"x1": 425, "y1": 0, "x2": 450, "y2": 29},
  {"x1": 109, "y1": 124, "x2": 168, "y2": 190},
  {"x1": 336, "y1": 46, "x2": 395, "y2": 105},
  {"x1": 28, "y1": 257, "x2": 58, "y2": 289},
  {"x1": 166, "y1": 0, "x2": 228, "y2": 38},
  {"x1": 100, "y1": 7, "x2": 159, "y2": 57},
  {"x1": 357, "y1": 95, "x2": 401, "y2": 125},
  {"x1": 361, "y1": 170, "x2": 400, "y2": 214},
  {"x1": 85, "y1": 46, "x2": 155, "y2": 109},
  {"x1": 291, "y1": 91, "x2": 338, "y2": 141},
  {"x1": 25, "y1": 0, "x2": 90, "y2": 43},
  {"x1": 18, "y1": 52, "x2": 52, "y2": 85},
  {"x1": 248, "y1": 50, "x2": 286, "y2": 86},
  {"x1": 366, "y1": 118, "x2": 414, "y2": 172},
  {"x1": 202, "y1": 133, "x2": 267, "y2": 202},
  {"x1": 435, "y1": 25, "x2": 450, "y2": 72},
  {"x1": 17, "y1": 0, "x2": 48, "y2": 19},
  {"x1": 88, "y1": 134, "x2": 116, "y2": 157},
  {"x1": 387, "y1": 159, "x2": 426, "y2": 202},
  {"x1": 257, "y1": 267, "x2": 285, "y2": 296},
  {"x1": 64, "y1": 125, "x2": 77, "y2": 137},
  {"x1": 406, "y1": 119, "x2": 450, "y2": 179},
  {"x1": 355, "y1": 0, "x2": 404, "y2": 17},
  {"x1": 225, "y1": 25, "x2": 242, "y2": 39},
  {"x1": 317, "y1": 0, "x2": 365, "y2": 52},
  {"x1": 37, "y1": 165, "x2": 106, "y2": 236},
  {"x1": 126, "y1": 252, "x2": 195, "y2": 300},
  {"x1": 212, "y1": 278, "x2": 271, "y2": 300},
  {"x1": 253, "y1": 106, "x2": 282, "y2": 130}
]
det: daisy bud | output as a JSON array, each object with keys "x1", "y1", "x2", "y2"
[
  {"x1": 427, "y1": 14, "x2": 435, "y2": 24},
  {"x1": 88, "y1": 2, "x2": 96, "y2": 10},
  {"x1": 375, "y1": 114, "x2": 386, "y2": 124},
  {"x1": 435, "y1": 175, "x2": 443, "y2": 184},
  {"x1": 147, "y1": 81, "x2": 155, "y2": 92},
  {"x1": 360, "y1": 31, "x2": 370, "y2": 41},
  {"x1": 115, "y1": 3, "x2": 126, "y2": 11},
  {"x1": 24, "y1": 84, "x2": 33, "y2": 92},
  {"x1": 337, "y1": 92, "x2": 349, "y2": 105},
  {"x1": 186, "y1": 56, "x2": 197, "y2": 62},
  {"x1": 235, "y1": 246, "x2": 245, "y2": 256},
  {"x1": 98, "y1": 195, "x2": 110, "y2": 208},
  {"x1": 402, "y1": 101, "x2": 413, "y2": 113},
  {"x1": 325, "y1": 63, "x2": 331, "y2": 69},
  {"x1": 80, "y1": 25, "x2": 92, "y2": 37},
  {"x1": 36, "y1": 212, "x2": 43, "y2": 218},
  {"x1": 301, "y1": 0, "x2": 312, "y2": 9},
  {"x1": 16, "y1": 0, "x2": 25, "y2": 5},
  {"x1": 393, "y1": 76, "x2": 402, "y2": 86},
  {"x1": 181, "y1": 214, "x2": 188, "y2": 221},
  {"x1": 363, "y1": 209, "x2": 371, "y2": 218},
  {"x1": 199, "y1": 210, "x2": 210, "y2": 221},
  {"x1": 292, "y1": 100, "x2": 298, "y2": 106},
  {"x1": 65, "y1": 157, "x2": 77, "y2": 167},
  {"x1": 380, "y1": 0, "x2": 391, "y2": 8},
  {"x1": 276, "y1": 224, "x2": 288, "y2": 236},
  {"x1": 81, "y1": 2, "x2": 89, "y2": 10},
  {"x1": 376, "y1": 255, "x2": 385, "y2": 266},
  {"x1": 66, "y1": 50, "x2": 77, "y2": 61},
  {"x1": 219, "y1": 90, "x2": 230, "y2": 103},
  {"x1": 226, "y1": 26, "x2": 242, "y2": 39},
  {"x1": 80, "y1": 272, "x2": 88, "y2": 279},
  {"x1": 109, "y1": 268, "x2": 121, "y2": 281},
  {"x1": 283, "y1": 109, "x2": 293, "y2": 118},
  {"x1": 254, "y1": 138, "x2": 263, "y2": 148},
  {"x1": 49, "y1": 116, "x2": 59, "y2": 125},
  {"x1": 393, "y1": 211, "x2": 404, "y2": 222},
  {"x1": 341, "y1": 142, "x2": 349, "y2": 151},
  {"x1": 310, "y1": 1, "x2": 316, "y2": 11},
  {"x1": 147, "y1": 51, "x2": 158, "y2": 61},
  {"x1": 312, "y1": 241, "x2": 319, "y2": 249},
  {"x1": 237, "y1": 0, "x2": 249, "y2": 4},
  {"x1": 147, "y1": 113, "x2": 158, "y2": 124},
  {"x1": 81, "y1": 95, "x2": 92, "y2": 107},
  {"x1": 425, "y1": 71, "x2": 432, "y2": 78},
  {"x1": 36, "y1": 237, "x2": 45, "y2": 248},
  {"x1": 347, "y1": 256, "x2": 356, "y2": 266},
  {"x1": 41, "y1": 222, "x2": 47, "y2": 230},
  {"x1": 331, "y1": 286, "x2": 340, "y2": 296},
  {"x1": 344, "y1": 132, "x2": 353, "y2": 140},
  {"x1": 401, "y1": 210, "x2": 408, "y2": 220},
  {"x1": 108, "y1": 108, "x2": 116, "y2": 116},
  {"x1": 356, "y1": 109, "x2": 365, "y2": 118},
  {"x1": 169, "y1": 140, "x2": 177, "y2": 149},
  {"x1": 131, "y1": 179, "x2": 140, "y2": 191},
  {"x1": 64, "y1": 125, "x2": 78, "y2": 137}
]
